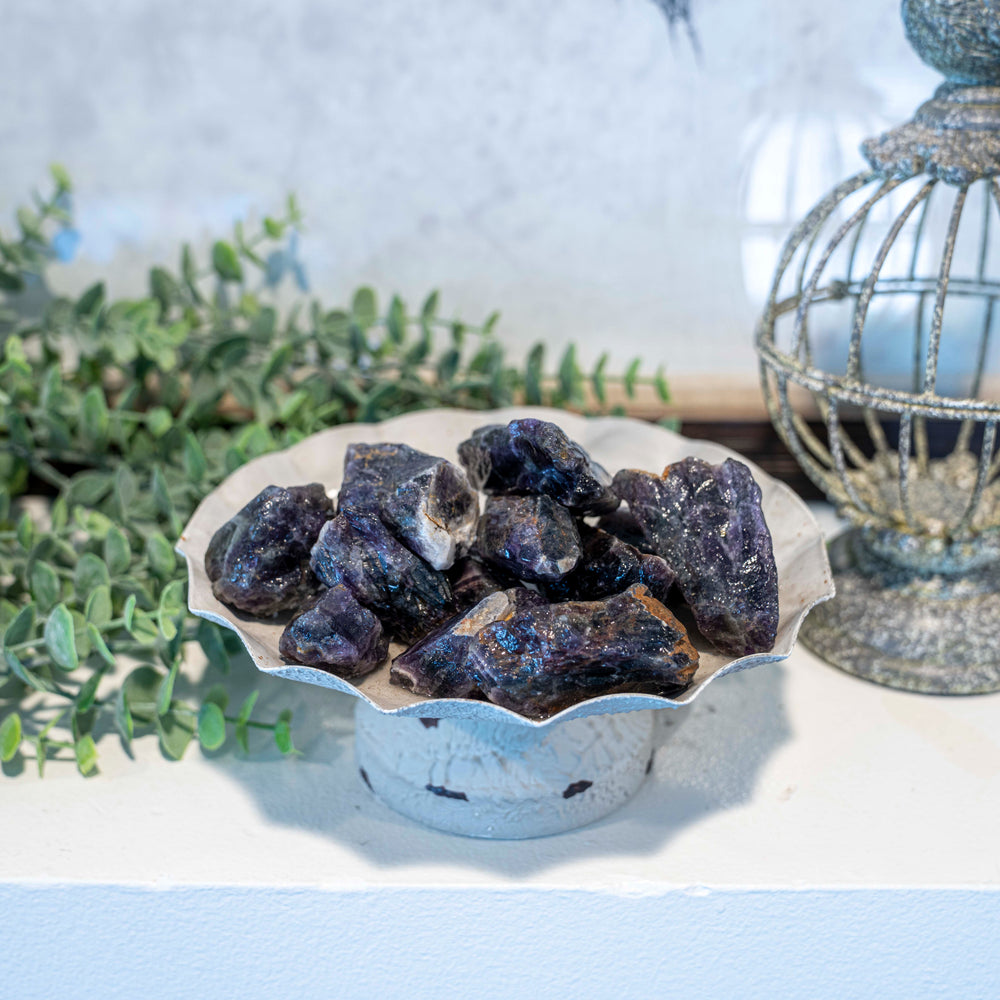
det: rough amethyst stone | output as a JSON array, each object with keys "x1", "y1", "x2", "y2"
[
  {"x1": 544, "y1": 525, "x2": 675, "y2": 604},
  {"x1": 612, "y1": 458, "x2": 779, "y2": 656},
  {"x1": 447, "y1": 557, "x2": 518, "y2": 613},
  {"x1": 310, "y1": 508, "x2": 454, "y2": 644},
  {"x1": 596, "y1": 507, "x2": 656, "y2": 554},
  {"x1": 337, "y1": 442, "x2": 478, "y2": 570},
  {"x1": 457, "y1": 419, "x2": 619, "y2": 515},
  {"x1": 278, "y1": 585, "x2": 388, "y2": 678},
  {"x1": 205, "y1": 483, "x2": 334, "y2": 615},
  {"x1": 467, "y1": 584, "x2": 699, "y2": 719},
  {"x1": 390, "y1": 588, "x2": 546, "y2": 698},
  {"x1": 477, "y1": 494, "x2": 582, "y2": 583}
]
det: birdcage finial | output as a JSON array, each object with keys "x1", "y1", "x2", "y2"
[{"x1": 902, "y1": 0, "x2": 1000, "y2": 86}]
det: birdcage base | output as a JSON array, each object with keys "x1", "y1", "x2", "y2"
[{"x1": 801, "y1": 529, "x2": 1000, "y2": 695}]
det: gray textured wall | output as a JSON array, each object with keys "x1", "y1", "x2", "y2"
[{"x1": 1, "y1": 0, "x2": 936, "y2": 374}]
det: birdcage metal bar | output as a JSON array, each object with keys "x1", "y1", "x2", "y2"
[
  {"x1": 847, "y1": 179, "x2": 936, "y2": 383},
  {"x1": 897, "y1": 410, "x2": 916, "y2": 528},
  {"x1": 957, "y1": 418, "x2": 998, "y2": 533},
  {"x1": 956, "y1": 182, "x2": 998, "y2": 454},
  {"x1": 827, "y1": 396, "x2": 876, "y2": 515},
  {"x1": 922, "y1": 185, "x2": 969, "y2": 395},
  {"x1": 762, "y1": 171, "x2": 875, "y2": 328},
  {"x1": 767, "y1": 366, "x2": 839, "y2": 495},
  {"x1": 793, "y1": 177, "x2": 906, "y2": 360}
]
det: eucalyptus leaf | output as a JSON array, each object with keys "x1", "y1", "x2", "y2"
[
  {"x1": 44, "y1": 603, "x2": 78, "y2": 672},
  {"x1": 74, "y1": 552, "x2": 110, "y2": 594},
  {"x1": 197, "y1": 702, "x2": 226, "y2": 751},
  {"x1": 146, "y1": 533, "x2": 176, "y2": 580},
  {"x1": 157, "y1": 709, "x2": 194, "y2": 760},
  {"x1": 0, "y1": 713, "x2": 22, "y2": 762},
  {"x1": 87, "y1": 623, "x2": 116, "y2": 667},
  {"x1": 74, "y1": 734, "x2": 98, "y2": 776},
  {"x1": 274, "y1": 709, "x2": 296, "y2": 756},
  {"x1": 103, "y1": 526, "x2": 131, "y2": 576},
  {"x1": 84, "y1": 585, "x2": 112, "y2": 627},
  {"x1": 124, "y1": 665, "x2": 163, "y2": 724},
  {"x1": 4, "y1": 604, "x2": 35, "y2": 648},
  {"x1": 212, "y1": 240, "x2": 243, "y2": 282},
  {"x1": 29, "y1": 561, "x2": 61, "y2": 612},
  {"x1": 76, "y1": 671, "x2": 102, "y2": 713}
]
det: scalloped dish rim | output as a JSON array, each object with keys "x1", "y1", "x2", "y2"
[{"x1": 176, "y1": 407, "x2": 834, "y2": 729}]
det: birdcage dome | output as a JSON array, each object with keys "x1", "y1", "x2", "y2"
[{"x1": 757, "y1": 167, "x2": 1000, "y2": 566}]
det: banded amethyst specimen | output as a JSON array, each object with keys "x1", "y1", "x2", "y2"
[
  {"x1": 468, "y1": 584, "x2": 699, "y2": 718},
  {"x1": 457, "y1": 419, "x2": 619, "y2": 515},
  {"x1": 337, "y1": 442, "x2": 478, "y2": 570},
  {"x1": 205, "y1": 483, "x2": 333, "y2": 615},
  {"x1": 613, "y1": 458, "x2": 779, "y2": 656},
  {"x1": 544, "y1": 526, "x2": 675, "y2": 604},
  {"x1": 390, "y1": 588, "x2": 546, "y2": 698},
  {"x1": 310, "y1": 508, "x2": 453, "y2": 644},
  {"x1": 477, "y1": 494, "x2": 582, "y2": 583},
  {"x1": 447, "y1": 557, "x2": 518, "y2": 613},
  {"x1": 278, "y1": 585, "x2": 388, "y2": 678}
]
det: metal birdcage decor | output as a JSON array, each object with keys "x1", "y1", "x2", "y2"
[{"x1": 755, "y1": 0, "x2": 1000, "y2": 694}]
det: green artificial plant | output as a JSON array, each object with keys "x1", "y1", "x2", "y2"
[{"x1": 0, "y1": 167, "x2": 671, "y2": 776}]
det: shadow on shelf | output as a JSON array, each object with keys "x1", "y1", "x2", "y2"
[{"x1": 211, "y1": 653, "x2": 790, "y2": 877}]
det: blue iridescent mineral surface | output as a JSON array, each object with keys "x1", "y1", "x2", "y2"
[
  {"x1": 278, "y1": 584, "x2": 388, "y2": 677},
  {"x1": 309, "y1": 508, "x2": 454, "y2": 643},
  {"x1": 467, "y1": 584, "x2": 699, "y2": 718},
  {"x1": 476, "y1": 493, "x2": 582, "y2": 583},
  {"x1": 390, "y1": 587, "x2": 545, "y2": 698},
  {"x1": 205, "y1": 483, "x2": 334, "y2": 615},
  {"x1": 543, "y1": 525, "x2": 676, "y2": 604},
  {"x1": 338, "y1": 442, "x2": 478, "y2": 570},
  {"x1": 613, "y1": 458, "x2": 779, "y2": 656},
  {"x1": 458, "y1": 418, "x2": 619, "y2": 515}
]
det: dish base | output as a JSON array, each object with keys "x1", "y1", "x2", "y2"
[{"x1": 354, "y1": 701, "x2": 657, "y2": 838}]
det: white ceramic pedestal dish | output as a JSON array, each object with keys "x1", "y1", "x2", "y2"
[{"x1": 177, "y1": 407, "x2": 833, "y2": 838}]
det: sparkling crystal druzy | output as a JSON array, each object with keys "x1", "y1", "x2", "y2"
[
  {"x1": 613, "y1": 458, "x2": 779, "y2": 656},
  {"x1": 544, "y1": 525, "x2": 676, "y2": 604},
  {"x1": 278, "y1": 584, "x2": 388, "y2": 677},
  {"x1": 390, "y1": 588, "x2": 546, "y2": 698},
  {"x1": 205, "y1": 483, "x2": 334, "y2": 615},
  {"x1": 310, "y1": 508, "x2": 454, "y2": 644},
  {"x1": 467, "y1": 584, "x2": 699, "y2": 718},
  {"x1": 337, "y1": 442, "x2": 478, "y2": 570},
  {"x1": 458, "y1": 419, "x2": 619, "y2": 515},
  {"x1": 477, "y1": 494, "x2": 583, "y2": 583}
]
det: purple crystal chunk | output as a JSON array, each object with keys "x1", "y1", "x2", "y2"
[
  {"x1": 338, "y1": 442, "x2": 478, "y2": 570},
  {"x1": 596, "y1": 508, "x2": 656, "y2": 554},
  {"x1": 310, "y1": 508, "x2": 453, "y2": 644},
  {"x1": 476, "y1": 494, "x2": 582, "y2": 583},
  {"x1": 544, "y1": 525, "x2": 675, "y2": 604},
  {"x1": 612, "y1": 458, "x2": 779, "y2": 656},
  {"x1": 278, "y1": 585, "x2": 388, "y2": 678},
  {"x1": 205, "y1": 483, "x2": 334, "y2": 615},
  {"x1": 447, "y1": 557, "x2": 519, "y2": 612},
  {"x1": 467, "y1": 584, "x2": 699, "y2": 719},
  {"x1": 390, "y1": 588, "x2": 545, "y2": 698},
  {"x1": 457, "y1": 419, "x2": 619, "y2": 515}
]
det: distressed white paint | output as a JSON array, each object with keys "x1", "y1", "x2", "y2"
[
  {"x1": 355, "y1": 702, "x2": 656, "y2": 838},
  {"x1": 1, "y1": 0, "x2": 938, "y2": 374}
]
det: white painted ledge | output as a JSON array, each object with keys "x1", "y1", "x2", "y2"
[{"x1": 4, "y1": 507, "x2": 1000, "y2": 999}]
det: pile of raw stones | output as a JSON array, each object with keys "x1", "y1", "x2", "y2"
[{"x1": 205, "y1": 419, "x2": 778, "y2": 718}]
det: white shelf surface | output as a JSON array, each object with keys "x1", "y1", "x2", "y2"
[{"x1": 4, "y1": 508, "x2": 1000, "y2": 999}]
